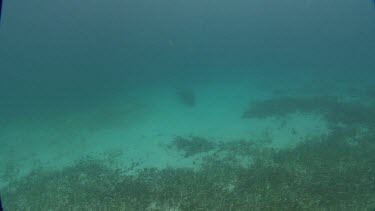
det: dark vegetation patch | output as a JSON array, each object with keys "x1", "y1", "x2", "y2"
[
  {"x1": 2, "y1": 126, "x2": 375, "y2": 210},
  {"x1": 0, "y1": 162, "x2": 20, "y2": 183},
  {"x1": 243, "y1": 96, "x2": 375, "y2": 127},
  {"x1": 3, "y1": 93, "x2": 375, "y2": 210},
  {"x1": 176, "y1": 88, "x2": 196, "y2": 107},
  {"x1": 168, "y1": 136, "x2": 217, "y2": 157}
]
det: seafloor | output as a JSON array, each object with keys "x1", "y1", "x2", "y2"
[{"x1": 1, "y1": 77, "x2": 375, "y2": 210}]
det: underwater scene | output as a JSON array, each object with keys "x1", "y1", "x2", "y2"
[{"x1": 1, "y1": 0, "x2": 375, "y2": 210}]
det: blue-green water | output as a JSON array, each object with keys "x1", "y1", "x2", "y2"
[{"x1": 1, "y1": 0, "x2": 375, "y2": 210}]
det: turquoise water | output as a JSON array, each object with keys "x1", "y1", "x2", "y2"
[{"x1": 1, "y1": 0, "x2": 375, "y2": 210}]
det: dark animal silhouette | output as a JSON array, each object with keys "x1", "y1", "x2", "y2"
[{"x1": 176, "y1": 88, "x2": 196, "y2": 107}]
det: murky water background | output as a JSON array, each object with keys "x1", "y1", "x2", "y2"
[{"x1": 1, "y1": 0, "x2": 375, "y2": 209}]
